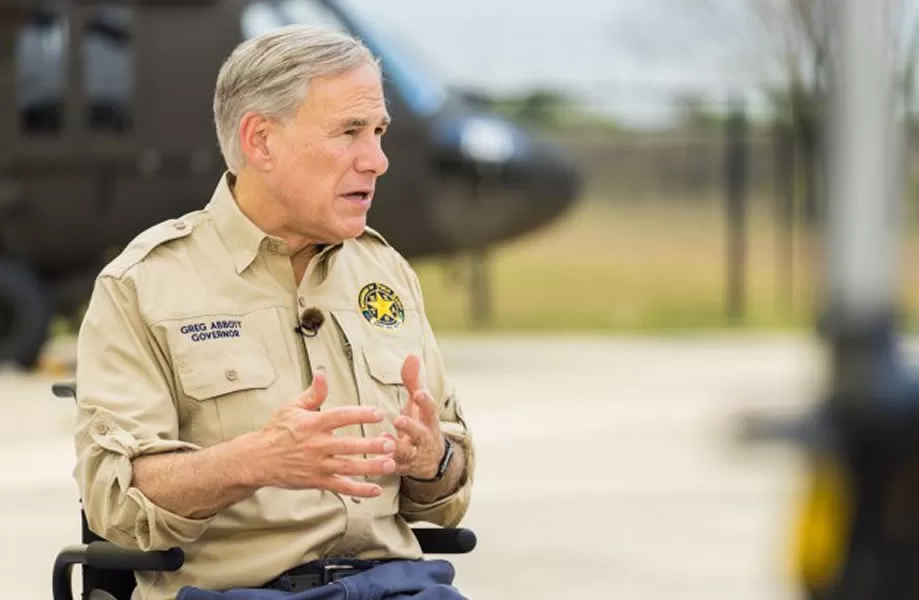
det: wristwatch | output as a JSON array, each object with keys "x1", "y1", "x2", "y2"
[{"x1": 408, "y1": 438, "x2": 454, "y2": 482}]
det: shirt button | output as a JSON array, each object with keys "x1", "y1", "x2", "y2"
[
  {"x1": 173, "y1": 222, "x2": 186, "y2": 231},
  {"x1": 298, "y1": 297, "x2": 306, "y2": 308},
  {"x1": 225, "y1": 369, "x2": 238, "y2": 381}
]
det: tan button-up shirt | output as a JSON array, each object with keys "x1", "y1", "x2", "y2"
[{"x1": 72, "y1": 174, "x2": 475, "y2": 600}]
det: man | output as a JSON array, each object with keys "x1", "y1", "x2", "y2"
[{"x1": 72, "y1": 25, "x2": 474, "y2": 600}]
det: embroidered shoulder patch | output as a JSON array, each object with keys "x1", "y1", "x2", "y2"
[{"x1": 358, "y1": 282, "x2": 405, "y2": 329}]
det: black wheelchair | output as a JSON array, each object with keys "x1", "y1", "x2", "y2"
[{"x1": 50, "y1": 381, "x2": 477, "y2": 600}]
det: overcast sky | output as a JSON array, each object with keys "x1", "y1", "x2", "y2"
[
  {"x1": 337, "y1": 0, "x2": 780, "y2": 124},
  {"x1": 334, "y1": 0, "x2": 919, "y2": 126}
]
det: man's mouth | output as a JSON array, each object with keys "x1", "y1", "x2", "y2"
[{"x1": 342, "y1": 190, "x2": 372, "y2": 202}]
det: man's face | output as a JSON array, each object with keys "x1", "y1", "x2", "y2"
[{"x1": 263, "y1": 62, "x2": 391, "y2": 245}]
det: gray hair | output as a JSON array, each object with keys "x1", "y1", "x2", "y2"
[{"x1": 213, "y1": 24, "x2": 379, "y2": 173}]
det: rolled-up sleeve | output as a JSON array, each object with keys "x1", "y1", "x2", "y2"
[
  {"x1": 398, "y1": 267, "x2": 476, "y2": 527},
  {"x1": 74, "y1": 272, "x2": 214, "y2": 551}
]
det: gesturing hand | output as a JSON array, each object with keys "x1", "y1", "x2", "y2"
[
  {"x1": 385, "y1": 354, "x2": 446, "y2": 480},
  {"x1": 258, "y1": 370, "x2": 397, "y2": 497}
]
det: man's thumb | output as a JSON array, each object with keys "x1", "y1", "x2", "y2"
[
  {"x1": 401, "y1": 353, "x2": 421, "y2": 395},
  {"x1": 296, "y1": 370, "x2": 328, "y2": 411}
]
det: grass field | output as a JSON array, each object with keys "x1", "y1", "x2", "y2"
[
  {"x1": 410, "y1": 194, "x2": 919, "y2": 334},
  {"x1": 48, "y1": 193, "x2": 919, "y2": 339}
]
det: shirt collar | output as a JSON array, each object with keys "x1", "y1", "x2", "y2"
[
  {"x1": 205, "y1": 172, "x2": 273, "y2": 274},
  {"x1": 205, "y1": 172, "x2": 348, "y2": 276}
]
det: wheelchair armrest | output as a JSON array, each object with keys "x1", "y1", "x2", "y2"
[
  {"x1": 411, "y1": 527, "x2": 477, "y2": 554},
  {"x1": 53, "y1": 542, "x2": 184, "y2": 600},
  {"x1": 52, "y1": 381, "x2": 76, "y2": 399}
]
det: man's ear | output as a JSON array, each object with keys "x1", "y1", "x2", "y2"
[{"x1": 238, "y1": 112, "x2": 276, "y2": 171}]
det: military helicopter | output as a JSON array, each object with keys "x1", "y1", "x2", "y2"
[{"x1": 0, "y1": 0, "x2": 582, "y2": 368}]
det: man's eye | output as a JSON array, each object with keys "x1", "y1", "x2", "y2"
[{"x1": 344, "y1": 129, "x2": 357, "y2": 136}]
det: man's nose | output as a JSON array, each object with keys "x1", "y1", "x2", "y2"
[{"x1": 356, "y1": 139, "x2": 389, "y2": 175}]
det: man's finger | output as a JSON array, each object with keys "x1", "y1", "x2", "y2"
[
  {"x1": 322, "y1": 456, "x2": 396, "y2": 477},
  {"x1": 413, "y1": 390, "x2": 440, "y2": 429},
  {"x1": 317, "y1": 406, "x2": 385, "y2": 431},
  {"x1": 392, "y1": 436, "x2": 416, "y2": 463},
  {"x1": 382, "y1": 432, "x2": 412, "y2": 460},
  {"x1": 400, "y1": 390, "x2": 420, "y2": 419},
  {"x1": 295, "y1": 370, "x2": 328, "y2": 411},
  {"x1": 315, "y1": 475, "x2": 383, "y2": 498},
  {"x1": 401, "y1": 354, "x2": 422, "y2": 397},
  {"x1": 323, "y1": 435, "x2": 396, "y2": 457},
  {"x1": 393, "y1": 415, "x2": 428, "y2": 445}
]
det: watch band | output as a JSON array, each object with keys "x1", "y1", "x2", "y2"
[{"x1": 407, "y1": 438, "x2": 454, "y2": 482}]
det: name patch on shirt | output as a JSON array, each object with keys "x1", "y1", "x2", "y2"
[{"x1": 179, "y1": 319, "x2": 243, "y2": 342}]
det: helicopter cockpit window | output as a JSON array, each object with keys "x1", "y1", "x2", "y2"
[
  {"x1": 16, "y1": 9, "x2": 67, "y2": 134},
  {"x1": 241, "y1": 1, "x2": 349, "y2": 40},
  {"x1": 83, "y1": 6, "x2": 134, "y2": 134},
  {"x1": 14, "y1": 5, "x2": 133, "y2": 136}
]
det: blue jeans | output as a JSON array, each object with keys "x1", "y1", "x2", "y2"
[{"x1": 176, "y1": 559, "x2": 467, "y2": 600}]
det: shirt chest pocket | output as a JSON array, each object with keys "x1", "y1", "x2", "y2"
[
  {"x1": 360, "y1": 343, "x2": 411, "y2": 419},
  {"x1": 176, "y1": 349, "x2": 279, "y2": 447},
  {"x1": 330, "y1": 310, "x2": 424, "y2": 428}
]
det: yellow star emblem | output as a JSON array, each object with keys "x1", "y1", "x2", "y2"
[
  {"x1": 358, "y1": 282, "x2": 405, "y2": 329},
  {"x1": 369, "y1": 296, "x2": 394, "y2": 319}
]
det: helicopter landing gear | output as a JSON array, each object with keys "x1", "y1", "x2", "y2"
[{"x1": 442, "y1": 250, "x2": 493, "y2": 328}]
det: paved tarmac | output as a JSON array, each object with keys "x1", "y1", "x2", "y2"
[{"x1": 0, "y1": 334, "x2": 824, "y2": 599}]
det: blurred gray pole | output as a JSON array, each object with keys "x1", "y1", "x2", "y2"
[
  {"x1": 469, "y1": 248, "x2": 490, "y2": 328},
  {"x1": 773, "y1": 117, "x2": 796, "y2": 316},
  {"x1": 469, "y1": 168, "x2": 491, "y2": 328},
  {"x1": 725, "y1": 97, "x2": 748, "y2": 324},
  {"x1": 826, "y1": 0, "x2": 898, "y2": 337},
  {"x1": 810, "y1": 5, "x2": 910, "y2": 597},
  {"x1": 744, "y1": 3, "x2": 914, "y2": 595}
]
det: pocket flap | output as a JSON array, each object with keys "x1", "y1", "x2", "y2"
[
  {"x1": 361, "y1": 345, "x2": 408, "y2": 386},
  {"x1": 177, "y1": 350, "x2": 277, "y2": 401}
]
